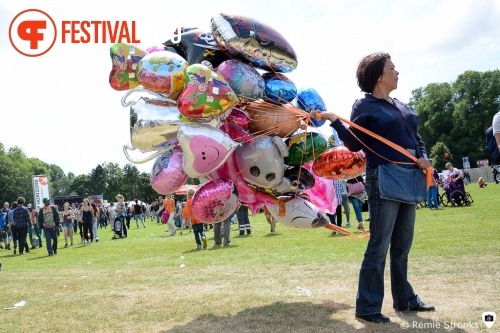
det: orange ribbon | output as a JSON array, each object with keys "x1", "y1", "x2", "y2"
[{"x1": 316, "y1": 112, "x2": 434, "y2": 189}]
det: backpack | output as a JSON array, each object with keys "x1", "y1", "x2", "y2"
[
  {"x1": 0, "y1": 212, "x2": 6, "y2": 228},
  {"x1": 485, "y1": 126, "x2": 500, "y2": 165}
]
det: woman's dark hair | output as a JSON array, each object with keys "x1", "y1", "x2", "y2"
[
  {"x1": 11, "y1": 202, "x2": 18, "y2": 209},
  {"x1": 356, "y1": 52, "x2": 391, "y2": 93}
]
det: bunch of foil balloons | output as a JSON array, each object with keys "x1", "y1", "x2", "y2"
[{"x1": 108, "y1": 14, "x2": 366, "y2": 233}]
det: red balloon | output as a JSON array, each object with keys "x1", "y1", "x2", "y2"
[
  {"x1": 445, "y1": 153, "x2": 449, "y2": 159},
  {"x1": 312, "y1": 147, "x2": 366, "y2": 180}
]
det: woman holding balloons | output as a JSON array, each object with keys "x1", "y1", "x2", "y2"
[{"x1": 312, "y1": 52, "x2": 434, "y2": 323}]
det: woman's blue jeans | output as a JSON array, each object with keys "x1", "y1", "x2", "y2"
[
  {"x1": 427, "y1": 186, "x2": 439, "y2": 208},
  {"x1": 356, "y1": 167, "x2": 422, "y2": 315},
  {"x1": 349, "y1": 197, "x2": 364, "y2": 222}
]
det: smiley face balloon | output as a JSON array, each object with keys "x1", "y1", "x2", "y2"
[{"x1": 177, "y1": 123, "x2": 238, "y2": 178}]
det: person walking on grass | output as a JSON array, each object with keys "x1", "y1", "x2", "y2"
[
  {"x1": 133, "y1": 199, "x2": 146, "y2": 228},
  {"x1": 237, "y1": 205, "x2": 251, "y2": 236},
  {"x1": 13, "y1": 197, "x2": 32, "y2": 255},
  {"x1": 80, "y1": 198, "x2": 94, "y2": 245},
  {"x1": 28, "y1": 204, "x2": 42, "y2": 250},
  {"x1": 177, "y1": 202, "x2": 191, "y2": 235},
  {"x1": 61, "y1": 202, "x2": 75, "y2": 248},
  {"x1": 71, "y1": 203, "x2": 79, "y2": 236},
  {"x1": 329, "y1": 179, "x2": 347, "y2": 236},
  {"x1": 213, "y1": 217, "x2": 232, "y2": 247},
  {"x1": 9, "y1": 202, "x2": 29, "y2": 255},
  {"x1": 38, "y1": 197, "x2": 60, "y2": 256},
  {"x1": 159, "y1": 195, "x2": 176, "y2": 236},
  {"x1": 108, "y1": 203, "x2": 116, "y2": 231},
  {"x1": 114, "y1": 195, "x2": 128, "y2": 238},
  {"x1": 1, "y1": 202, "x2": 11, "y2": 251},
  {"x1": 263, "y1": 206, "x2": 276, "y2": 235},
  {"x1": 186, "y1": 189, "x2": 207, "y2": 249}
]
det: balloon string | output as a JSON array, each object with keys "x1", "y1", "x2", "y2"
[{"x1": 325, "y1": 112, "x2": 434, "y2": 188}]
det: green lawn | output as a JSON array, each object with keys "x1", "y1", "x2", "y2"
[{"x1": 1, "y1": 183, "x2": 499, "y2": 332}]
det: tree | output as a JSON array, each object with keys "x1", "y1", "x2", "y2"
[
  {"x1": 70, "y1": 174, "x2": 91, "y2": 196},
  {"x1": 2, "y1": 147, "x2": 35, "y2": 204},
  {"x1": 102, "y1": 162, "x2": 123, "y2": 199},
  {"x1": 122, "y1": 164, "x2": 140, "y2": 200},
  {"x1": 410, "y1": 70, "x2": 500, "y2": 168},
  {"x1": 409, "y1": 83, "x2": 454, "y2": 150},
  {"x1": 137, "y1": 172, "x2": 157, "y2": 202},
  {"x1": 49, "y1": 164, "x2": 72, "y2": 197},
  {"x1": 429, "y1": 142, "x2": 451, "y2": 171},
  {"x1": 89, "y1": 164, "x2": 107, "y2": 196}
]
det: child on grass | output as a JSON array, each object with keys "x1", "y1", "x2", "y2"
[
  {"x1": 186, "y1": 189, "x2": 206, "y2": 249},
  {"x1": 177, "y1": 202, "x2": 191, "y2": 235}
]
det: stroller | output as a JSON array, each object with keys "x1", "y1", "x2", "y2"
[
  {"x1": 113, "y1": 214, "x2": 126, "y2": 238},
  {"x1": 441, "y1": 176, "x2": 473, "y2": 207}
]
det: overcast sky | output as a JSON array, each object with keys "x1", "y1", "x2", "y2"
[{"x1": 1, "y1": 0, "x2": 499, "y2": 176}]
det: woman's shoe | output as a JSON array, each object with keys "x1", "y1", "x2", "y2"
[{"x1": 355, "y1": 313, "x2": 390, "y2": 323}]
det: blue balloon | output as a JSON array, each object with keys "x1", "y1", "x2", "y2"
[
  {"x1": 296, "y1": 88, "x2": 327, "y2": 127},
  {"x1": 263, "y1": 73, "x2": 297, "y2": 105}
]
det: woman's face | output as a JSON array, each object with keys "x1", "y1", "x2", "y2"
[{"x1": 378, "y1": 59, "x2": 399, "y2": 92}]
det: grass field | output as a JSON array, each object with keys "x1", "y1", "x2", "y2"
[{"x1": 1, "y1": 183, "x2": 499, "y2": 333}]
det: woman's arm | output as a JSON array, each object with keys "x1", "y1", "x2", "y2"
[{"x1": 495, "y1": 133, "x2": 500, "y2": 152}]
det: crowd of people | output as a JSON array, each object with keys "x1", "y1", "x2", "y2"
[{"x1": 0, "y1": 190, "x2": 256, "y2": 259}]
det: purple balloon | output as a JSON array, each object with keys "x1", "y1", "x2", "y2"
[
  {"x1": 150, "y1": 146, "x2": 188, "y2": 194},
  {"x1": 192, "y1": 179, "x2": 238, "y2": 224}
]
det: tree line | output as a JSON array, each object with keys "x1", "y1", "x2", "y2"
[
  {"x1": 409, "y1": 69, "x2": 500, "y2": 170},
  {"x1": 0, "y1": 142, "x2": 197, "y2": 205}
]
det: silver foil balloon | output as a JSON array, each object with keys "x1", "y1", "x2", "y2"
[
  {"x1": 129, "y1": 97, "x2": 182, "y2": 153},
  {"x1": 266, "y1": 196, "x2": 329, "y2": 229},
  {"x1": 211, "y1": 14, "x2": 298, "y2": 73},
  {"x1": 235, "y1": 136, "x2": 291, "y2": 192}
]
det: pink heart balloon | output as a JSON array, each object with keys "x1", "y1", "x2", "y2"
[{"x1": 177, "y1": 123, "x2": 238, "y2": 178}]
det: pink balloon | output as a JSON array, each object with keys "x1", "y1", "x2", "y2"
[
  {"x1": 222, "y1": 123, "x2": 254, "y2": 143},
  {"x1": 150, "y1": 146, "x2": 188, "y2": 194},
  {"x1": 192, "y1": 179, "x2": 239, "y2": 223},
  {"x1": 177, "y1": 123, "x2": 238, "y2": 178},
  {"x1": 228, "y1": 107, "x2": 251, "y2": 129},
  {"x1": 146, "y1": 45, "x2": 164, "y2": 53},
  {"x1": 303, "y1": 163, "x2": 337, "y2": 215}
]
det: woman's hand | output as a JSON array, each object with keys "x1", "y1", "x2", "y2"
[
  {"x1": 416, "y1": 158, "x2": 432, "y2": 169},
  {"x1": 310, "y1": 110, "x2": 337, "y2": 123}
]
